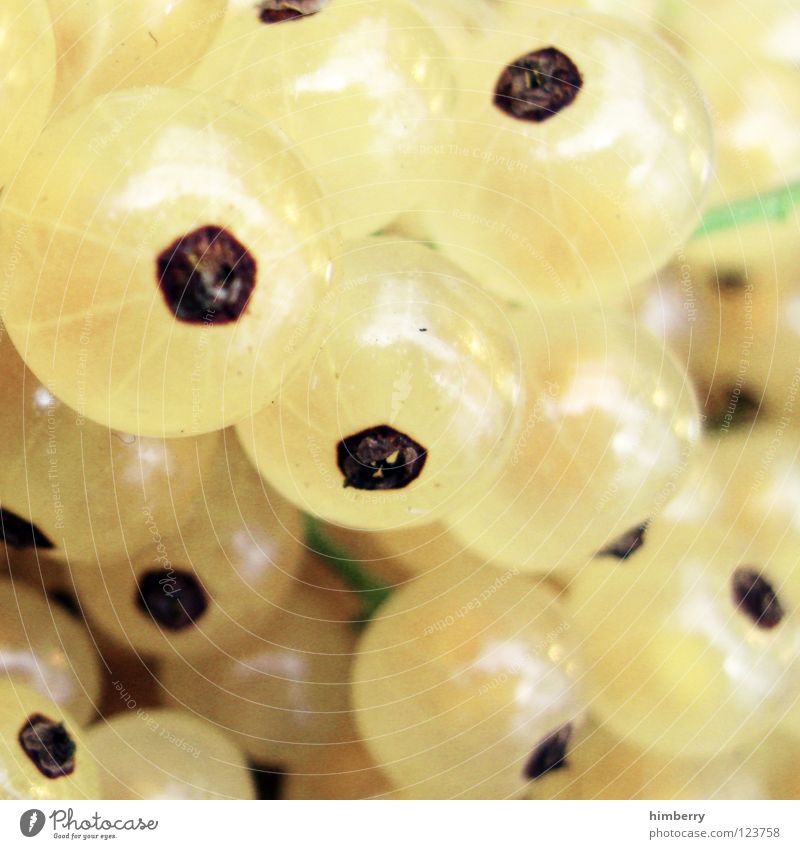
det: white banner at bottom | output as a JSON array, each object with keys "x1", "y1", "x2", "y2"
[{"x1": 0, "y1": 800, "x2": 797, "y2": 848}]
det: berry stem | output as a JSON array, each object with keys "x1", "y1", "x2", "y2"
[
  {"x1": 302, "y1": 514, "x2": 392, "y2": 622},
  {"x1": 693, "y1": 181, "x2": 800, "y2": 239}
]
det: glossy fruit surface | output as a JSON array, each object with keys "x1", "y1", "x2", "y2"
[
  {"x1": 159, "y1": 554, "x2": 358, "y2": 768},
  {"x1": 0, "y1": 327, "x2": 218, "y2": 562},
  {"x1": 566, "y1": 519, "x2": 800, "y2": 757},
  {"x1": 237, "y1": 238, "x2": 523, "y2": 530},
  {"x1": 447, "y1": 308, "x2": 700, "y2": 576},
  {"x1": 87, "y1": 708, "x2": 256, "y2": 799},
  {"x1": 408, "y1": 11, "x2": 712, "y2": 302},
  {"x1": 72, "y1": 436, "x2": 304, "y2": 659},
  {"x1": 0, "y1": 87, "x2": 333, "y2": 437},
  {"x1": 0, "y1": 681, "x2": 99, "y2": 800},
  {"x1": 48, "y1": 0, "x2": 228, "y2": 115},
  {"x1": 353, "y1": 567, "x2": 584, "y2": 798}
]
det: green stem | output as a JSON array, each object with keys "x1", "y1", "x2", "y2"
[
  {"x1": 303, "y1": 514, "x2": 392, "y2": 622},
  {"x1": 693, "y1": 181, "x2": 800, "y2": 239}
]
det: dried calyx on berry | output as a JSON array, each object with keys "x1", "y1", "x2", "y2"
[
  {"x1": 337, "y1": 426, "x2": 427, "y2": 490},
  {"x1": 0, "y1": 507, "x2": 54, "y2": 550},
  {"x1": 597, "y1": 522, "x2": 649, "y2": 560},
  {"x1": 494, "y1": 47, "x2": 583, "y2": 122},
  {"x1": 257, "y1": 0, "x2": 329, "y2": 24},
  {"x1": 732, "y1": 568, "x2": 785, "y2": 630},
  {"x1": 137, "y1": 568, "x2": 208, "y2": 631},
  {"x1": 157, "y1": 225, "x2": 256, "y2": 324},
  {"x1": 19, "y1": 714, "x2": 76, "y2": 779}
]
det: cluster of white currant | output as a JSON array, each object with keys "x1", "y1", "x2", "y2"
[{"x1": 0, "y1": 0, "x2": 797, "y2": 801}]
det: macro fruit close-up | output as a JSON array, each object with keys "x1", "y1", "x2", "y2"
[{"x1": 0, "y1": 0, "x2": 799, "y2": 824}]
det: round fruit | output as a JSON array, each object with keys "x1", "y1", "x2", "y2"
[
  {"x1": 0, "y1": 327, "x2": 219, "y2": 563},
  {"x1": 447, "y1": 308, "x2": 700, "y2": 577},
  {"x1": 72, "y1": 436, "x2": 304, "y2": 659},
  {"x1": 406, "y1": 11, "x2": 712, "y2": 302},
  {"x1": 159, "y1": 554, "x2": 358, "y2": 769},
  {"x1": 237, "y1": 238, "x2": 523, "y2": 530},
  {"x1": 0, "y1": 581, "x2": 101, "y2": 725},
  {"x1": 566, "y1": 519, "x2": 800, "y2": 757},
  {"x1": 0, "y1": 0, "x2": 56, "y2": 188},
  {"x1": 353, "y1": 567, "x2": 585, "y2": 799},
  {"x1": 0, "y1": 681, "x2": 100, "y2": 800},
  {"x1": 0, "y1": 87, "x2": 333, "y2": 437}
]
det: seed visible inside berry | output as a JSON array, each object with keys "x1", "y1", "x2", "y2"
[
  {"x1": 494, "y1": 47, "x2": 583, "y2": 122},
  {"x1": 137, "y1": 569, "x2": 208, "y2": 631},
  {"x1": 597, "y1": 522, "x2": 649, "y2": 560},
  {"x1": 258, "y1": 0, "x2": 329, "y2": 24},
  {"x1": 715, "y1": 267, "x2": 747, "y2": 294},
  {"x1": 524, "y1": 723, "x2": 573, "y2": 781},
  {"x1": 336, "y1": 426, "x2": 427, "y2": 491},
  {"x1": 0, "y1": 507, "x2": 54, "y2": 550},
  {"x1": 156, "y1": 225, "x2": 256, "y2": 324},
  {"x1": 732, "y1": 568, "x2": 785, "y2": 630},
  {"x1": 18, "y1": 714, "x2": 76, "y2": 779}
]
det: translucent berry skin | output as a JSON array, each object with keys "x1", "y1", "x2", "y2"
[
  {"x1": 0, "y1": 0, "x2": 56, "y2": 189},
  {"x1": 190, "y1": 0, "x2": 453, "y2": 239},
  {"x1": 408, "y1": 11, "x2": 712, "y2": 303},
  {"x1": 632, "y1": 432, "x2": 800, "y2": 746},
  {"x1": 404, "y1": 0, "x2": 488, "y2": 54},
  {"x1": 565, "y1": 520, "x2": 800, "y2": 758},
  {"x1": 664, "y1": 0, "x2": 800, "y2": 81},
  {"x1": 694, "y1": 60, "x2": 800, "y2": 208},
  {"x1": 0, "y1": 582, "x2": 100, "y2": 726},
  {"x1": 0, "y1": 681, "x2": 99, "y2": 800},
  {"x1": 320, "y1": 521, "x2": 485, "y2": 580},
  {"x1": 159, "y1": 555, "x2": 358, "y2": 769},
  {"x1": 47, "y1": 0, "x2": 228, "y2": 115},
  {"x1": 0, "y1": 88, "x2": 333, "y2": 438},
  {"x1": 86, "y1": 709, "x2": 256, "y2": 799},
  {"x1": 446, "y1": 309, "x2": 700, "y2": 577},
  {"x1": 0, "y1": 328, "x2": 218, "y2": 563},
  {"x1": 72, "y1": 436, "x2": 305, "y2": 660},
  {"x1": 352, "y1": 568, "x2": 585, "y2": 799},
  {"x1": 637, "y1": 241, "x2": 800, "y2": 428},
  {"x1": 237, "y1": 238, "x2": 523, "y2": 531},
  {"x1": 661, "y1": 431, "x2": 800, "y2": 551}
]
